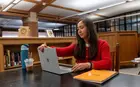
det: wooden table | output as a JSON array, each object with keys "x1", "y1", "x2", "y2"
[{"x1": 1, "y1": 66, "x2": 140, "y2": 87}]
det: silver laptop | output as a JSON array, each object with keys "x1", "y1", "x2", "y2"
[{"x1": 38, "y1": 47, "x2": 72, "y2": 74}]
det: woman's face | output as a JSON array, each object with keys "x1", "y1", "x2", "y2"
[{"x1": 77, "y1": 21, "x2": 88, "y2": 39}]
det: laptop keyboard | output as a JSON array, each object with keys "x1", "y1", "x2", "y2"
[{"x1": 59, "y1": 66, "x2": 72, "y2": 72}]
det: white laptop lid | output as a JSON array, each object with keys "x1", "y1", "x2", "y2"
[{"x1": 38, "y1": 48, "x2": 61, "y2": 74}]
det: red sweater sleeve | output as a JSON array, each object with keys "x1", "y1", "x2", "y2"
[
  {"x1": 92, "y1": 42, "x2": 112, "y2": 70},
  {"x1": 55, "y1": 43, "x2": 75, "y2": 57}
]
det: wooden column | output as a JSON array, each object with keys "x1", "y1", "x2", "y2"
[
  {"x1": 22, "y1": 12, "x2": 38, "y2": 37},
  {"x1": 0, "y1": 44, "x2": 4, "y2": 72},
  {"x1": 0, "y1": 27, "x2": 2, "y2": 37}
]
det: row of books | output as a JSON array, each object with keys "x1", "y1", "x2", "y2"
[
  {"x1": 63, "y1": 25, "x2": 76, "y2": 37},
  {"x1": 4, "y1": 49, "x2": 21, "y2": 68}
]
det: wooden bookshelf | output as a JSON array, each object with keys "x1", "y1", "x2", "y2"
[
  {"x1": 58, "y1": 56, "x2": 75, "y2": 65},
  {"x1": 0, "y1": 37, "x2": 75, "y2": 72},
  {"x1": 4, "y1": 65, "x2": 22, "y2": 70}
]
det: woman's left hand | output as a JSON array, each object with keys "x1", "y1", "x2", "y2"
[{"x1": 72, "y1": 63, "x2": 90, "y2": 72}]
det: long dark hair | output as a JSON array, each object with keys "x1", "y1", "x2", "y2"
[{"x1": 74, "y1": 18, "x2": 98, "y2": 60}]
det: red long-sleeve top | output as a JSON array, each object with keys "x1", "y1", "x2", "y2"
[{"x1": 55, "y1": 39, "x2": 112, "y2": 70}]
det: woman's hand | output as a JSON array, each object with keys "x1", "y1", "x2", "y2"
[
  {"x1": 72, "y1": 62, "x2": 91, "y2": 72},
  {"x1": 38, "y1": 43, "x2": 48, "y2": 52}
]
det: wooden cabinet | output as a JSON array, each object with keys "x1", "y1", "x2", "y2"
[{"x1": 99, "y1": 31, "x2": 138, "y2": 66}]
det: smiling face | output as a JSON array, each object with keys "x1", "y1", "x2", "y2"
[{"x1": 77, "y1": 21, "x2": 88, "y2": 40}]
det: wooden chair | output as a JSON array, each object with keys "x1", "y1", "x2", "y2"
[{"x1": 110, "y1": 43, "x2": 120, "y2": 72}]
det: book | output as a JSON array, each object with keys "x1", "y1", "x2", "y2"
[
  {"x1": 6, "y1": 50, "x2": 11, "y2": 67},
  {"x1": 74, "y1": 69, "x2": 118, "y2": 84}
]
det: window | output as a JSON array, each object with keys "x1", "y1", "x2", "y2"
[
  {"x1": 120, "y1": 18, "x2": 124, "y2": 25},
  {"x1": 138, "y1": 15, "x2": 140, "y2": 22},
  {"x1": 120, "y1": 25, "x2": 125, "y2": 31},
  {"x1": 111, "y1": 19, "x2": 115, "y2": 26},
  {"x1": 126, "y1": 17, "x2": 131, "y2": 23},
  {"x1": 132, "y1": 23, "x2": 137, "y2": 31},
  {"x1": 132, "y1": 16, "x2": 137, "y2": 23},
  {"x1": 115, "y1": 26, "x2": 119, "y2": 31},
  {"x1": 126, "y1": 24, "x2": 131, "y2": 31},
  {"x1": 95, "y1": 11, "x2": 140, "y2": 33},
  {"x1": 138, "y1": 23, "x2": 140, "y2": 33},
  {"x1": 115, "y1": 19, "x2": 119, "y2": 25}
]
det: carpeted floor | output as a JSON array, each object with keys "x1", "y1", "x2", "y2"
[{"x1": 120, "y1": 64, "x2": 140, "y2": 75}]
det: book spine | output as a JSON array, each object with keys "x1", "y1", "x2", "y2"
[
  {"x1": 4, "y1": 50, "x2": 21, "y2": 69},
  {"x1": 7, "y1": 50, "x2": 11, "y2": 67}
]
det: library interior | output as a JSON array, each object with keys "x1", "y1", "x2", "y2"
[{"x1": 0, "y1": 0, "x2": 140, "y2": 87}]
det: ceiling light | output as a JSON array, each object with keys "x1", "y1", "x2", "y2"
[
  {"x1": 127, "y1": 0, "x2": 134, "y2": 1},
  {"x1": 60, "y1": 0, "x2": 128, "y2": 20},
  {"x1": 13, "y1": 0, "x2": 22, "y2": 4},
  {"x1": 77, "y1": 9, "x2": 97, "y2": 16},
  {"x1": 87, "y1": 15, "x2": 101, "y2": 19},
  {"x1": 53, "y1": 28, "x2": 59, "y2": 30},
  {"x1": 1, "y1": 0, "x2": 23, "y2": 11},
  {"x1": 2, "y1": 4, "x2": 14, "y2": 12},
  {"x1": 60, "y1": 9, "x2": 97, "y2": 19},
  {"x1": 99, "y1": 1, "x2": 126, "y2": 10}
]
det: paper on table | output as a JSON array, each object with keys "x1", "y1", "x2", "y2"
[{"x1": 134, "y1": 57, "x2": 140, "y2": 61}]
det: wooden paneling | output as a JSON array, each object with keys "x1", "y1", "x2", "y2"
[
  {"x1": 8, "y1": 9, "x2": 29, "y2": 15},
  {"x1": 99, "y1": 31, "x2": 138, "y2": 66},
  {"x1": 118, "y1": 33, "x2": 138, "y2": 65},
  {"x1": 1, "y1": 9, "x2": 78, "y2": 23},
  {"x1": 29, "y1": 44, "x2": 39, "y2": 62},
  {"x1": 0, "y1": 37, "x2": 75, "y2": 45},
  {"x1": 0, "y1": 12, "x2": 28, "y2": 17},
  {"x1": 25, "y1": 0, "x2": 82, "y2": 13},
  {"x1": 22, "y1": 17, "x2": 38, "y2": 37},
  {"x1": 138, "y1": 34, "x2": 140, "y2": 55},
  {"x1": 98, "y1": 32, "x2": 117, "y2": 51},
  {"x1": 49, "y1": 4, "x2": 82, "y2": 12},
  {"x1": 29, "y1": 0, "x2": 56, "y2": 13},
  {"x1": 28, "y1": 22, "x2": 38, "y2": 37}
]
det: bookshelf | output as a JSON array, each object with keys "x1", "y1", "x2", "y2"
[
  {"x1": 0, "y1": 37, "x2": 75, "y2": 72},
  {"x1": 4, "y1": 45, "x2": 21, "y2": 70}
]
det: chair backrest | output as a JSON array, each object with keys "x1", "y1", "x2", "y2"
[{"x1": 110, "y1": 43, "x2": 120, "y2": 72}]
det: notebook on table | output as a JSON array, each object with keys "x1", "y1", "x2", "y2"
[{"x1": 74, "y1": 69, "x2": 118, "y2": 84}]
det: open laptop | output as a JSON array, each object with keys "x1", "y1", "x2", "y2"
[{"x1": 38, "y1": 47, "x2": 72, "y2": 74}]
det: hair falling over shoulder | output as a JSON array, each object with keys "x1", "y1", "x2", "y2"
[{"x1": 74, "y1": 18, "x2": 98, "y2": 60}]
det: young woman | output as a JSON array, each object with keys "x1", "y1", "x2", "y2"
[{"x1": 38, "y1": 18, "x2": 112, "y2": 72}]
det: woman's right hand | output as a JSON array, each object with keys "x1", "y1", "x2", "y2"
[{"x1": 38, "y1": 43, "x2": 47, "y2": 52}]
